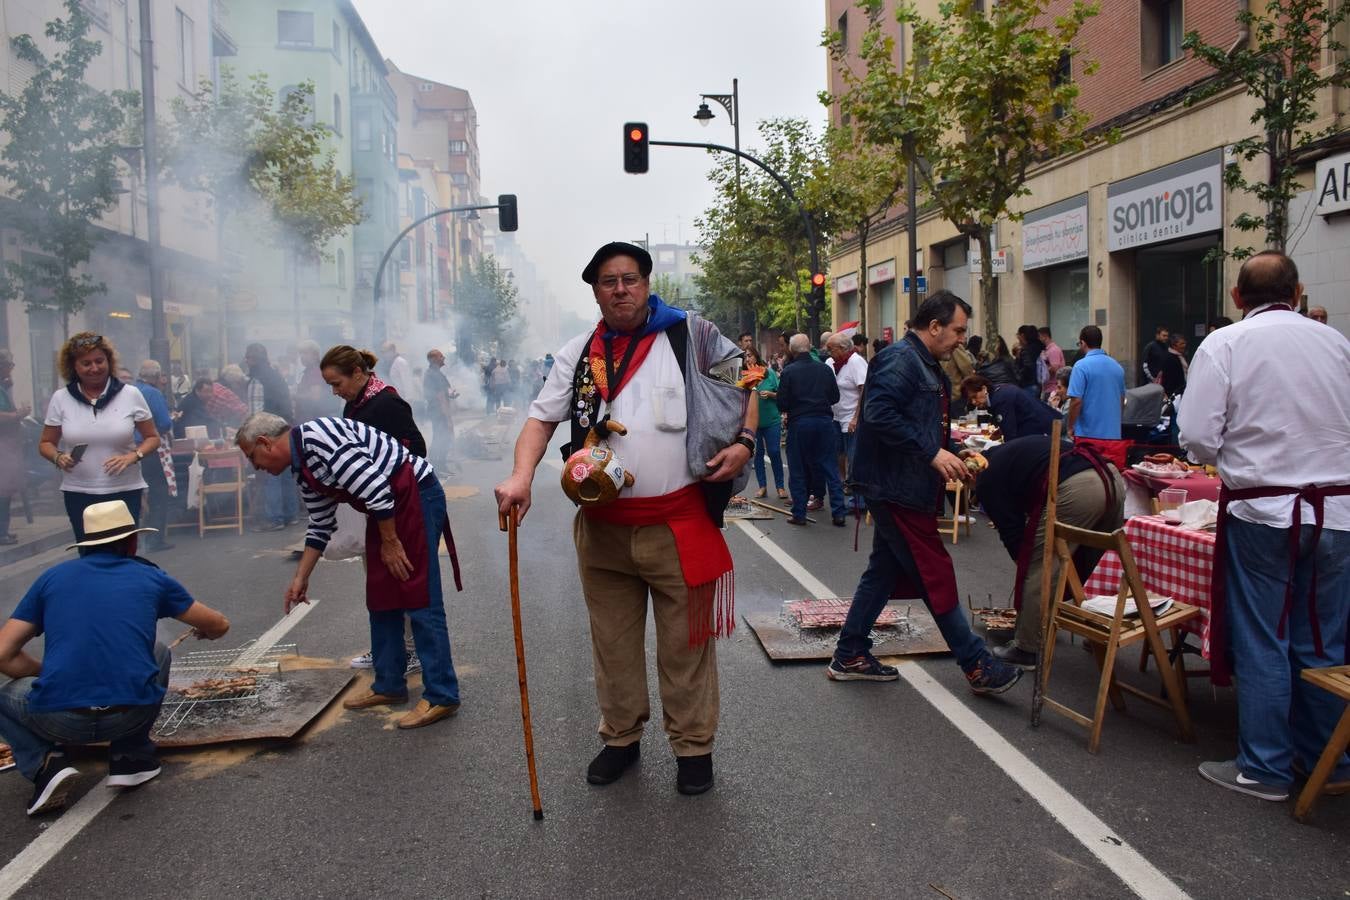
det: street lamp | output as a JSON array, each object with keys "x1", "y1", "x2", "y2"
[{"x1": 694, "y1": 78, "x2": 740, "y2": 196}]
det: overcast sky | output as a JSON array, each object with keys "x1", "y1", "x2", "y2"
[{"x1": 351, "y1": 0, "x2": 829, "y2": 317}]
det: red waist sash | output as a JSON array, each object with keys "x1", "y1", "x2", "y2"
[
  {"x1": 1210, "y1": 482, "x2": 1350, "y2": 685},
  {"x1": 584, "y1": 483, "x2": 734, "y2": 646}
]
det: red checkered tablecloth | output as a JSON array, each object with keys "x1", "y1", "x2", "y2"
[{"x1": 1082, "y1": 515, "x2": 1216, "y2": 657}]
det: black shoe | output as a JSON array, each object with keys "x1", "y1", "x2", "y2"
[
  {"x1": 786, "y1": 517, "x2": 808, "y2": 526},
  {"x1": 992, "y1": 642, "x2": 1038, "y2": 669},
  {"x1": 586, "y1": 743, "x2": 640, "y2": 785},
  {"x1": 27, "y1": 753, "x2": 79, "y2": 816},
  {"x1": 832, "y1": 517, "x2": 846, "y2": 527},
  {"x1": 107, "y1": 756, "x2": 161, "y2": 788},
  {"x1": 676, "y1": 753, "x2": 714, "y2": 795}
]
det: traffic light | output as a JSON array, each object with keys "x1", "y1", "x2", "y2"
[
  {"x1": 810, "y1": 272, "x2": 826, "y2": 311},
  {"x1": 811, "y1": 272, "x2": 826, "y2": 289},
  {"x1": 623, "y1": 122, "x2": 649, "y2": 173},
  {"x1": 498, "y1": 194, "x2": 518, "y2": 232}
]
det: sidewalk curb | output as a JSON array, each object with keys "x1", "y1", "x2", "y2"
[{"x1": 0, "y1": 526, "x2": 72, "y2": 568}]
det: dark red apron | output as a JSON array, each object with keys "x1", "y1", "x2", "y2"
[
  {"x1": 291, "y1": 429, "x2": 462, "y2": 612},
  {"x1": 1209, "y1": 482, "x2": 1350, "y2": 685}
]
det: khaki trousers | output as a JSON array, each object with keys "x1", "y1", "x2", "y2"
[
  {"x1": 1014, "y1": 466, "x2": 1125, "y2": 652},
  {"x1": 573, "y1": 512, "x2": 719, "y2": 756}
]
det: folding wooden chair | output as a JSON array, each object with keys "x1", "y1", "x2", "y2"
[
  {"x1": 197, "y1": 448, "x2": 247, "y2": 537},
  {"x1": 938, "y1": 479, "x2": 973, "y2": 545},
  {"x1": 1035, "y1": 521, "x2": 1201, "y2": 753},
  {"x1": 1294, "y1": 666, "x2": 1350, "y2": 822}
]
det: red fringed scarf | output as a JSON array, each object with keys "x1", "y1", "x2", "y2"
[
  {"x1": 588, "y1": 329, "x2": 658, "y2": 401},
  {"x1": 584, "y1": 483, "x2": 735, "y2": 646},
  {"x1": 352, "y1": 373, "x2": 389, "y2": 409}
]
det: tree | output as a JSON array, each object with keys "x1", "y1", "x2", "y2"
[
  {"x1": 649, "y1": 273, "x2": 694, "y2": 309},
  {"x1": 454, "y1": 254, "x2": 518, "y2": 363},
  {"x1": 161, "y1": 71, "x2": 362, "y2": 349},
  {"x1": 1183, "y1": 0, "x2": 1350, "y2": 257},
  {"x1": 806, "y1": 123, "x2": 905, "y2": 338},
  {"x1": 0, "y1": 0, "x2": 136, "y2": 331},
  {"x1": 693, "y1": 118, "x2": 831, "y2": 336},
  {"x1": 828, "y1": 0, "x2": 1101, "y2": 343}
]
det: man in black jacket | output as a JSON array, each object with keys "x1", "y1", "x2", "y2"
[
  {"x1": 243, "y1": 344, "x2": 296, "y2": 531},
  {"x1": 1141, "y1": 326, "x2": 1170, "y2": 384},
  {"x1": 776, "y1": 333, "x2": 847, "y2": 526}
]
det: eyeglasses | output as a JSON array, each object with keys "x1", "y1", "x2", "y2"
[
  {"x1": 71, "y1": 334, "x2": 104, "y2": 349},
  {"x1": 596, "y1": 273, "x2": 644, "y2": 291}
]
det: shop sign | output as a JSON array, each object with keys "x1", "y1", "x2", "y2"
[
  {"x1": 867, "y1": 259, "x2": 896, "y2": 285},
  {"x1": 1107, "y1": 149, "x2": 1222, "y2": 251},
  {"x1": 835, "y1": 272, "x2": 859, "y2": 294},
  {"x1": 968, "y1": 248, "x2": 1010, "y2": 274},
  {"x1": 1314, "y1": 150, "x2": 1350, "y2": 217},
  {"x1": 1022, "y1": 194, "x2": 1088, "y2": 270},
  {"x1": 135, "y1": 294, "x2": 204, "y2": 318}
]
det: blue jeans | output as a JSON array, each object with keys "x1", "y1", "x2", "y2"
[
  {"x1": 0, "y1": 643, "x2": 169, "y2": 780},
  {"x1": 1226, "y1": 518, "x2": 1350, "y2": 787},
  {"x1": 260, "y1": 470, "x2": 298, "y2": 526},
  {"x1": 835, "y1": 429, "x2": 863, "y2": 509},
  {"x1": 370, "y1": 478, "x2": 461, "y2": 707},
  {"x1": 64, "y1": 489, "x2": 144, "y2": 557},
  {"x1": 836, "y1": 499, "x2": 985, "y2": 671},
  {"x1": 787, "y1": 417, "x2": 845, "y2": 520},
  {"x1": 754, "y1": 421, "x2": 784, "y2": 491}
]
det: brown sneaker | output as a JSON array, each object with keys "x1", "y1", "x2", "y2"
[
  {"x1": 342, "y1": 687, "x2": 409, "y2": 710},
  {"x1": 397, "y1": 699, "x2": 461, "y2": 729}
]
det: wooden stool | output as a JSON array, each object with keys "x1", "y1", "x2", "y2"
[{"x1": 1294, "y1": 665, "x2": 1350, "y2": 822}]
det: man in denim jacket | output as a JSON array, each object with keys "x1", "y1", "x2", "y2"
[{"x1": 828, "y1": 291, "x2": 1022, "y2": 695}]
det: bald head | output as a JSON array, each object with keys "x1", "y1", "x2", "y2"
[
  {"x1": 1233, "y1": 251, "x2": 1301, "y2": 311},
  {"x1": 788, "y1": 333, "x2": 812, "y2": 356}
]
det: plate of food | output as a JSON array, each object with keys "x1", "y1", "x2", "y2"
[
  {"x1": 1132, "y1": 453, "x2": 1193, "y2": 478},
  {"x1": 0, "y1": 743, "x2": 13, "y2": 773}
]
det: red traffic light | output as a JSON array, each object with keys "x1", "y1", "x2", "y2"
[
  {"x1": 811, "y1": 272, "x2": 826, "y2": 287},
  {"x1": 629, "y1": 127, "x2": 644, "y2": 142},
  {"x1": 623, "y1": 121, "x2": 649, "y2": 174}
]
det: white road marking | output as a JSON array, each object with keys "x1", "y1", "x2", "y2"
[
  {"x1": 0, "y1": 602, "x2": 321, "y2": 899},
  {"x1": 733, "y1": 518, "x2": 1192, "y2": 900}
]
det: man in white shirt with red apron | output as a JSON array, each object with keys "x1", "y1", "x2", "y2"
[{"x1": 1179, "y1": 251, "x2": 1350, "y2": 801}]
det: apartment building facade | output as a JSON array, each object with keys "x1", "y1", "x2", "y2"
[{"x1": 825, "y1": 0, "x2": 1350, "y2": 378}]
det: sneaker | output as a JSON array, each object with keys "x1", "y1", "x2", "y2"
[
  {"x1": 107, "y1": 756, "x2": 161, "y2": 788},
  {"x1": 27, "y1": 753, "x2": 79, "y2": 816},
  {"x1": 826, "y1": 653, "x2": 899, "y2": 682},
  {"x1": 405, "y1": 655, "x2": 422, "y2": 675},
  {"x1": 349, "y1": 651, "x2": 374, "y2": 669},
  {"x1": 1198, "y1": 760, "x2": 1289, "y2": 801},
  {"x1": 832, "y1": 517, "x2": 847, "y2": 527},
  {"x1": 806, "y1": 497, "x2": 823, "y2": 511},
  {"x1": 992, "y1": 642, "x2": 1038, "y2": 669},
  {"x1": 586, "y1": 743, "x2": 640, "y2": 785},
  {"x1": 964, "y1": 653, "x2": 1023, "y2": 695},
  {"x1": 676, "y1": 753, "x2": 714, "y2": 795}
]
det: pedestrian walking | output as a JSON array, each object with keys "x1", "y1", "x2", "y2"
[
  {"x1": 744, "y1": 347, "x2": 786, "y2": 500},
  {"x1": 0, "y1": 349, "x2": 31, "y2": 545},
  {"x1": 778, "y1": 334, "x2": 847, "y2": 526}
]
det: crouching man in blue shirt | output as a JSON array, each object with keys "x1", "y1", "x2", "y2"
[{"x1": 0, "y1": 500, "x2": 229, "y2": 816}]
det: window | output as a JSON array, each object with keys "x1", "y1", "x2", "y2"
[
  {"x1": 450, "y1": 172, "x2": 469, "y2": 186},
  {"x1": 332, "y1": 94, "x2": 342, "y2": 135},
  {"x1": 1052, "y1": 51, "x2": 1072, "y2": 119},
  {"x1": 355, "y1": 114, "x2": 372, "y2": 151},
  {"x1": 449, "y1": 140, "x2": 468, "y2": 154},
  {"x1": 384, "y1": 185, "x2": 397, "y2": 227},
  {"x1": 332, "y1": 21, "x2": 341, "y2": 59},
  {"x1": 1141, "y1": 0, "x2": 1184, "y2": 72},
  {"x1": 356, "y1": 252, "x2": 376, "y2": 289},
  {"x1": 277, "y1": 10, "x2": 315, "y2": 47},
  {"x1": 176, "y1": 9, "x2": 194, "y2": 87},
  {"x1": 419, "y1": 82, "x2": 435, "y2": 93},
  {"x1": 336, "y1": 249, "x2": 346, "y2": 288},
  {"x1": 837, "y1": 11, "x2": 848, "y2": 53}
]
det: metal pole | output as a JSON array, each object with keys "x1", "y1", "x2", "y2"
[
  {"x1": 907, "y1": 155, "x2": 919, "y2": 324},
  {"x1": 732, "y1": 78, "x2": 741, "y2": 199},
  {"x1": 138, "y1": 0, "x2": 169, "y2": 371}
]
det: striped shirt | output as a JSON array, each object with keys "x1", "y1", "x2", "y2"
[{"x1": 291, "y1": 417, "x2": 435, "y2": 550}]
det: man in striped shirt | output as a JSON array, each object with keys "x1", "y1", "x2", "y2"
[{"x1": 236, "y1": 413, "x2": 463, "y2": 730}]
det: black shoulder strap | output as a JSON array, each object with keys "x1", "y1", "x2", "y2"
[{"x1": 667, "y1": 317, "x2": 690, "y2": 381}]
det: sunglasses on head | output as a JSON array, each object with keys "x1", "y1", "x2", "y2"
[{"x1": 72, "y1": 334, "x2": 104, "y2": 350}]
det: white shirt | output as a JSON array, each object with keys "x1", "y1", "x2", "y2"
[
  {"x1": 529, "y1": 330, "x2": 694, "y2": 498},
  {"x1": 44, "y1": 382, "x2": 152, "y2": 494},
  {"x1": 831, "y1": 352, "x2": 868, "y2": 431},
  {"x1": 1177, "y1": 305, "x2": 1350, "y2": 530},
  {"x1": 387, "y1": 355, "x2": 414, "y2": 400}
]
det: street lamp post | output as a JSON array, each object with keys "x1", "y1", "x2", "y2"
[{"x1": 693, "y1": 78, "x2": 740, "y2": 197}]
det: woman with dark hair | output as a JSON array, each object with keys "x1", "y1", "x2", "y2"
[
  {"x1": 976, "y1": 335, "x2": 1017, "y2": 386},
  {"x1": 38, "y1": 332, "x2": 160, "y2": 545},
  {"x1": 745, "y1": 347, "x2": 787, "y2": 500},
  {"x1": 320, "y1": 346, "x2": 426, "y2": 457},
  {"x1": 960, "y1": 374, "x2": 1061, "y2": 441},
  {"x1": 1012, "y1": 324, "x2": 1045, "y2": 398}
]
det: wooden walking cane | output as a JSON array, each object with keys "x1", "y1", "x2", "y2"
[
  {"x1": 1031, "y1": 420, "x2": 1064, "y2": 727},
  {"x1": 499, "y1": 508, "x2": 544, "y2": 821}
]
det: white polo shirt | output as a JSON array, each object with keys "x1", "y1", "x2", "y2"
[
  {"x1": 831, "y1": 352, "x2": 869, "y2": 432},
  {"x1": 45, "y1": 382, "x2": 152, "y2": 494}
]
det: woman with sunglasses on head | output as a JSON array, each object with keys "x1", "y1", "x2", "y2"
[{"x1": 38, "y1": 333, "x2": 159, "y2": 548}]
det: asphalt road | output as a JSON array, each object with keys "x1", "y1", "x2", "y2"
[{"x1": 0, "y1": 433, "x2": 1345, "y2": 899}]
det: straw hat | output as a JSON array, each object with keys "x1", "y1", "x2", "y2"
[{"x1": 67, "y1": 500, "x2": 157, "y2": 549}]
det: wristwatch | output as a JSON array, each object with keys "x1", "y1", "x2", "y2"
[{"x1": 135, "y1": 449, "x2": 145, "y2": 461}]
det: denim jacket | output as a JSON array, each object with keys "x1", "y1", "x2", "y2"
[{"x1": 850, "y1": 330, "x2": 958, "y2": 512}]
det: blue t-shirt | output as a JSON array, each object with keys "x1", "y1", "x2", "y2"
[
  {"x1": 1067, "y1": 349, "x2": 1126, "y2": 439},
  {"x1": 12, "y1": 554, "x2": 195, "y2": 712},
  {"x1": 136, "y1": 381, "x2": 173, "y2": 433}
]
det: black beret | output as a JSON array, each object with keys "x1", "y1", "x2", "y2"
[{"x1": 581, "y1": 241, "x2": 653, "y2": 285}]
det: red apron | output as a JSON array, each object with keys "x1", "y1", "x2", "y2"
[
  {"x1": 292, "y1": 429, "x2": 462, "y2": 612},
  {"x1": 1209, "y1": 482, "x2": 1350, "y2": 685}
]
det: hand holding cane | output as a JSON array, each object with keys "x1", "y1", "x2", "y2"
[{"x1": 500, "y1": 508, "x2": 544, "y2": 821}]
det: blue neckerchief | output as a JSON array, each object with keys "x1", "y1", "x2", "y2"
[
  {"x1": 66, "y1": 377, "x2": 125, "y2": 413},
  {"x1": 599, "y1": 294, "x2": 687, "y2": 340}
]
